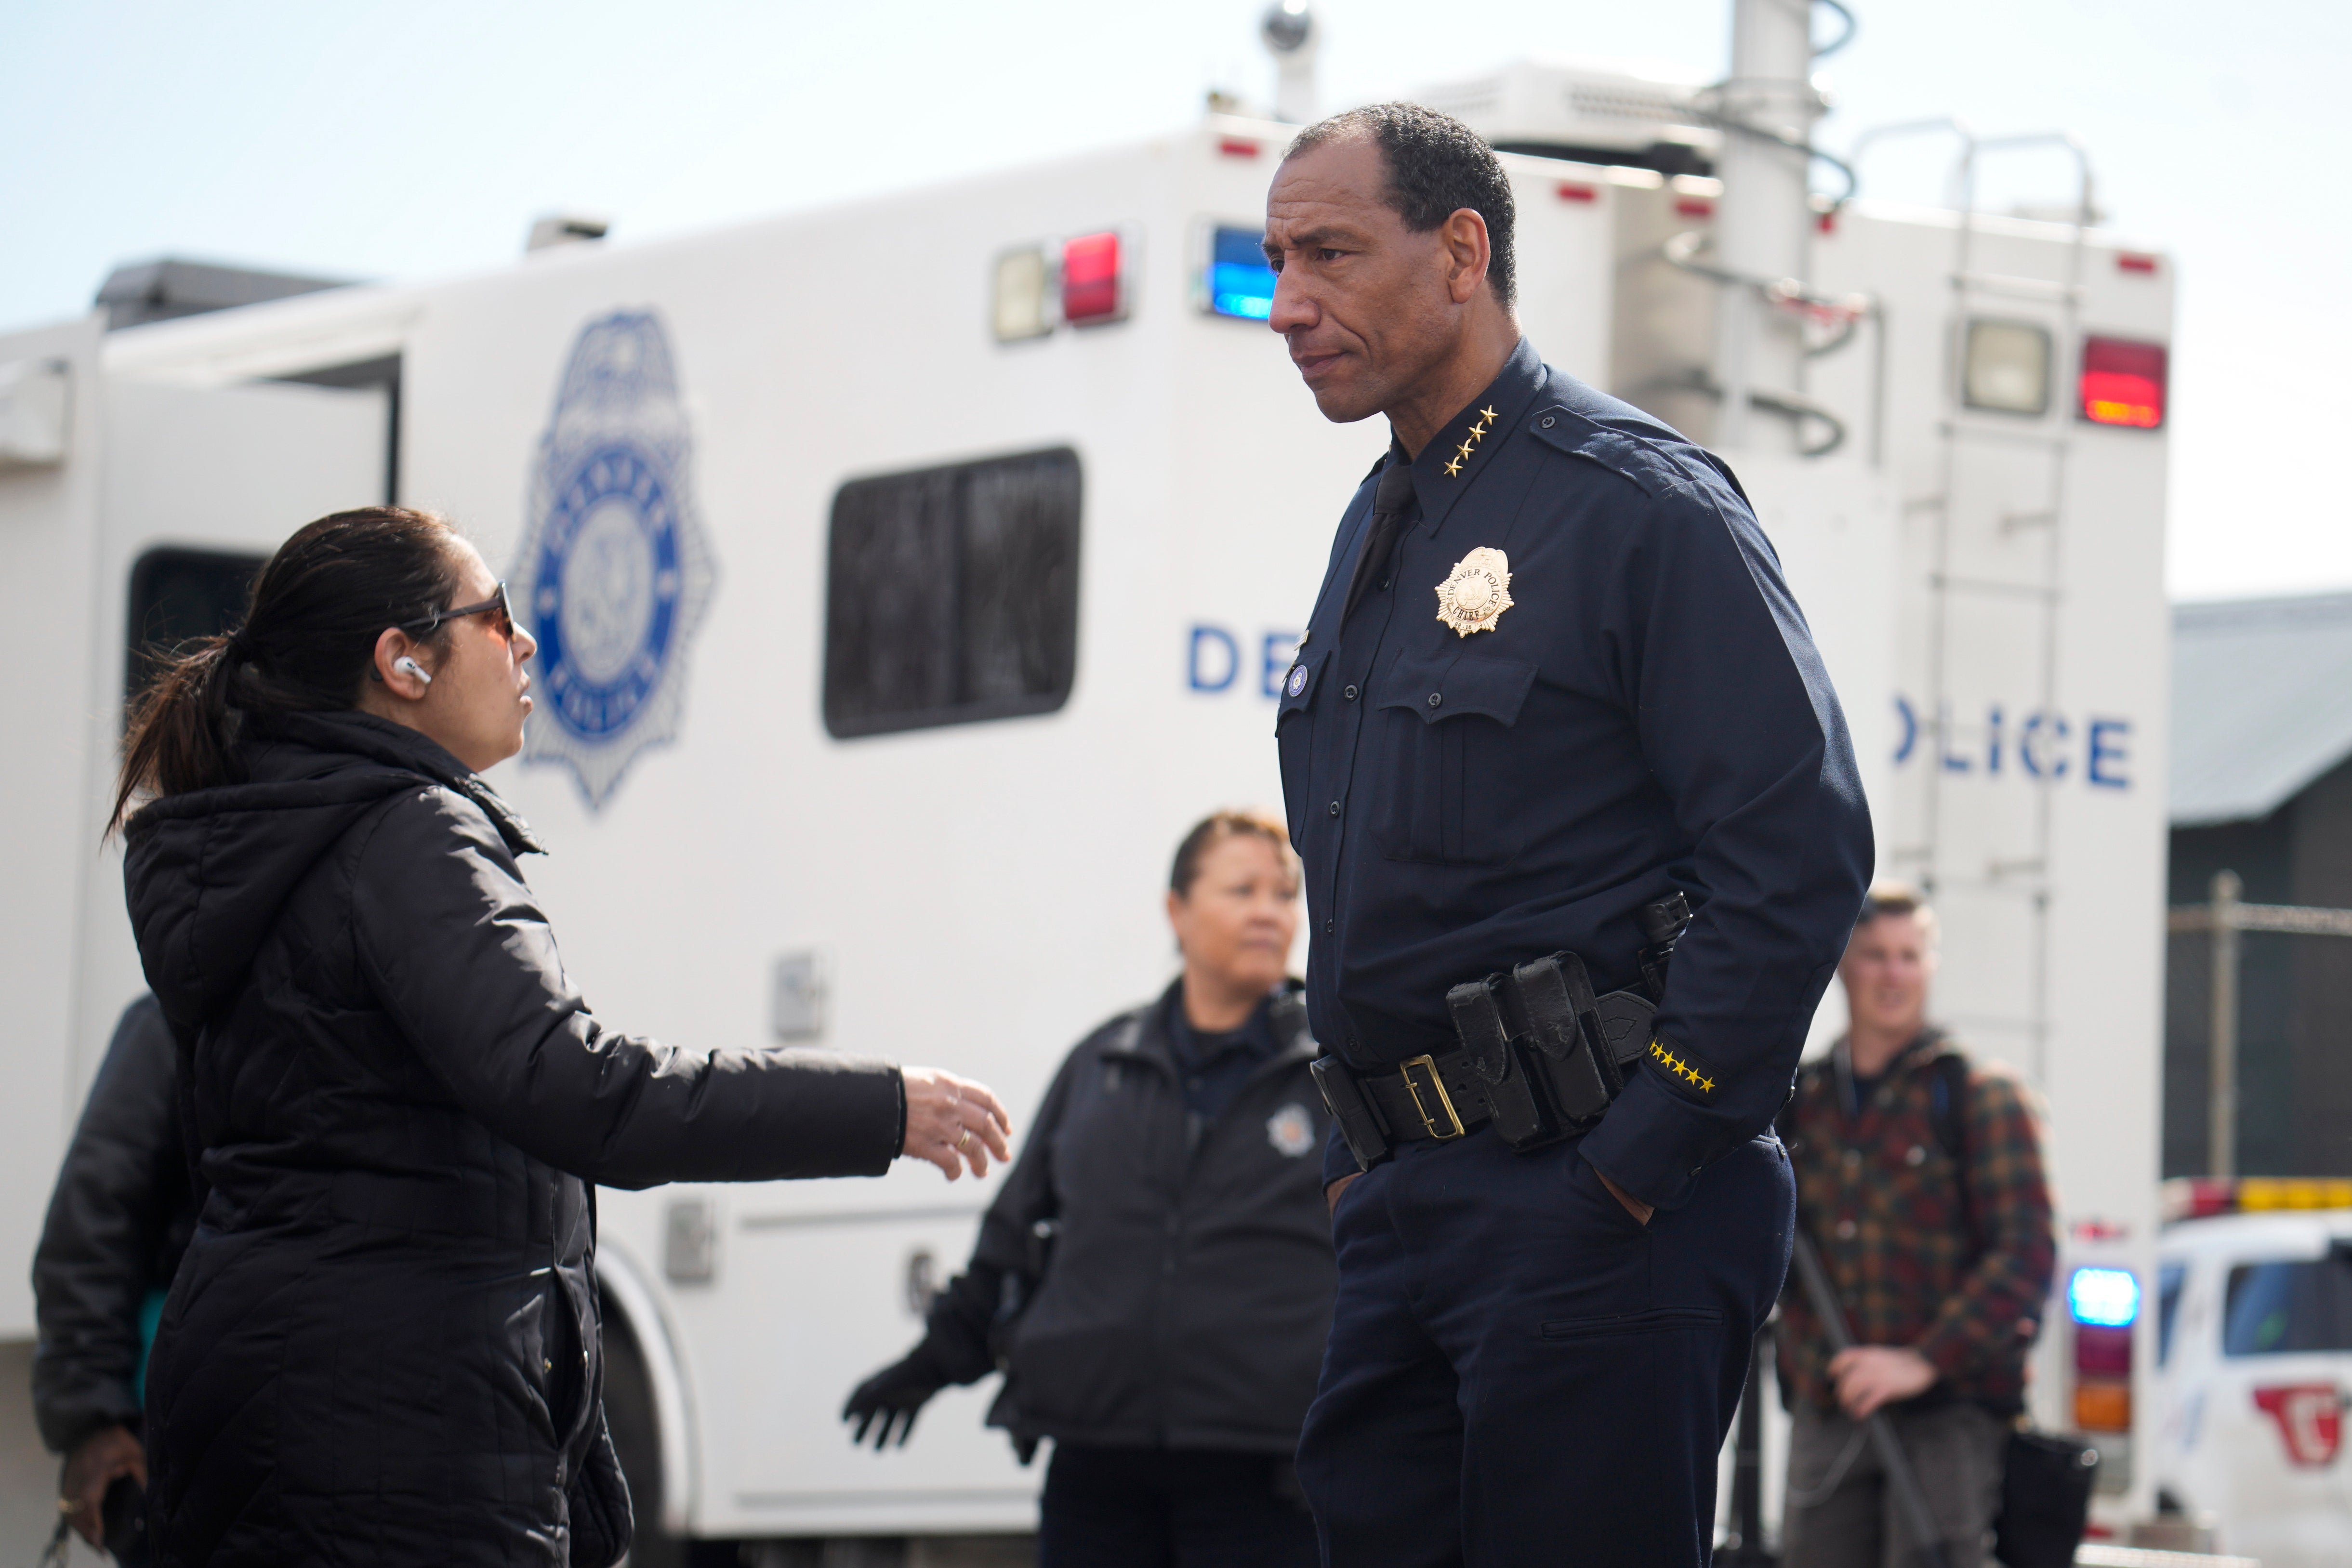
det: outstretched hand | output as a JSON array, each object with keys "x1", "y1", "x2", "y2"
[
  {"x1": 843, "y1": 1347, "x2": 950, "y2": 1449},
  {"x1": 901, "y1": 1067, "x2": 1013, "y2": 1180}
]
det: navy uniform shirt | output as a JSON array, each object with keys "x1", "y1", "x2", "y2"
[{"x1": 1278, "y1": 338, "x2": 1873, "y2": 1208}]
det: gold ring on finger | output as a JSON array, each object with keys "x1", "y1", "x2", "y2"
[{"x1": 956, "y1": 1128, "x2": 971, "y2": 1150}]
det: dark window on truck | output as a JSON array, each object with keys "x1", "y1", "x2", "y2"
[
  {"x1": 124, "y1": 547, "x2": 266, "y2": 713},
  {"x1": 2223, "y1": 1245, "x2": 2352, "y2": 1356},
  {"x1": 822, "y1": 447, "x2": 1081, "y2": 739}
]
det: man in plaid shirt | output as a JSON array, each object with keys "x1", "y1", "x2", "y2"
[{"x1": 1777, "y1": 884, "x2": 2056, "y2": 1567}]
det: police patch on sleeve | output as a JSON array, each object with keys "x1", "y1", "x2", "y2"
[
  {"x1": 1267, "y1": 1102, "x2": 1317, "y2": 1158},
  {"x1": 511, "y1": 310, "x2": 718, "y2": 810}
]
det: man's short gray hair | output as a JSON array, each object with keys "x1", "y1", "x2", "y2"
[{"x1": 1285, "y1": 103, "x2": 1518, "y2": 309}]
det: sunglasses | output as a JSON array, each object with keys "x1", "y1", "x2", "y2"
[{"x1": 402, "y1": 581, "x2": 517, "y2": 640}]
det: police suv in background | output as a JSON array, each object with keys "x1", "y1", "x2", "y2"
[{"x1": 2154, "y1": 1179, "x2": 2352, "y2": 1566}]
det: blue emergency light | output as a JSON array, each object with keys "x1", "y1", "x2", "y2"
[
  {"x1": 1208, "y1": 227, "x2": 1277, "y2": 320},
  {"x1": 2068, "y1": 1266, "x2": 2140, "y2": 1328}
]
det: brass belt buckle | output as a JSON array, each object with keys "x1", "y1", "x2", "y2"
[{"x1": 1398, "y1": 1054, "x2": 1466, "y2": 1140}]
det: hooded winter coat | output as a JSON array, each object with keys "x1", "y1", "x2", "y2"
[
  {"x1": 122, "y1": 711, "x2": 905, "y2": 1567},
  {"x1": 921, "y1": 981, "x2": 1336, "y2": 1454}
]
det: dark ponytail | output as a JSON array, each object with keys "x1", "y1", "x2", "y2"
[{"x1": 113, "y1": 506, "x2": 465, "y2": 829}]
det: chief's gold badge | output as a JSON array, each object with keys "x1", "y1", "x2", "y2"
[{"x1": 1435, "y1": 547, "x2": 1513, "y2": 637}]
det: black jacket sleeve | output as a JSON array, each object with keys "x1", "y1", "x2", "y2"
[
  {"x1": 350, "y1": 787, "x2": 905, "y2": 1188},
  {"x1": 31, "y1": 995, "x2": 195, "y2": 1453},
  {"x1": 919, "y1": 1037, "x2": 1089, "y2": 1385},
  {"x1": 1578, "y1": 473, "x2": 1874, "y2": 1209}
]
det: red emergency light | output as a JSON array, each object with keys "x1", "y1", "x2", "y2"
[
  {"x1": 1557, "y1": 182, "x2": 1598, "y2": 203},
  {"x1": 2078, "y1": 335, "x2": 2167, "y2": 430},
  {"x1": 1675, "y1": 197, "x2": 1715, "y2": 219},
  {"x1": 1061, "y1": 231, "x2": 1125, "y2": 325},
  {"x1": 1219, "y1": 137, "x2": 1260, "y2": 159}
]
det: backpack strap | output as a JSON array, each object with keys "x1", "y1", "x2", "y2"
[
  {"x1": 1928, "y1": 1045, "x2": 1980, "y2": 1259},
  {"x1": 1929, "y1": 1049, "x2": 1969, "y2": 1163}
]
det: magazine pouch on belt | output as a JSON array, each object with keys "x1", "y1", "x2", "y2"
[
  {"x1": 1444, "y1": 977, "x2": 1548, "y2": 1147},
  {"x1": 1507, "y1": 952, "x2": 1619, "y2": 1131}
]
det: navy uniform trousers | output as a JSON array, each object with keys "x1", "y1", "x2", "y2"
[{"x1": 1296, "y1": 1129, "x2": 1794, "y2": 1566}]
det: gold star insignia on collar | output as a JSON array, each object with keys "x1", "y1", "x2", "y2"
[{"x1": 1443, "y1": 406, "x2": 1505, "y2": 477}]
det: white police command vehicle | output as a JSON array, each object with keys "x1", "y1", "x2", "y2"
[{"x1": 0, "y1": 13, "x2": 2178, "y2": 1557}]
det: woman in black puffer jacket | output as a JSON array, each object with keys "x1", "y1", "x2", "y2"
[
  {"x1": 114, "y1": 506, "x2": 1011, "y2": 1568},
  {"x1": 843, "y1": 811, "x2": 1333, "y2": 1567}
]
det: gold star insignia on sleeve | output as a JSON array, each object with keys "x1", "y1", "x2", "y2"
[
  {"x1": 1479, "y1": 406, "x2": 1498, "y2": 421},
  {"x1": 1443, "y1": 457, "x2": 1463, "y2": 476},
  {"x1": 1455, "y1": 440, "x2": 1476, "y2": 461},
  {"x1": 1648, "y1": 1037, "x2": 1720, "y2": 1101}
]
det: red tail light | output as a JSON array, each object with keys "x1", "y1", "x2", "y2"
[
  {"x1": 2255, "y1": 1384, "x2": 2343, "y2": 1467},
  {"x1": 2076, "y1": 1324, "x2": 2133, "y2": 1377},
  {"x1": 1060, "y1": 232, "x2": 1125, "y2": 325},
  {"x1": 2079, "y1": 336, "x2": 2167, "y2": 429}
]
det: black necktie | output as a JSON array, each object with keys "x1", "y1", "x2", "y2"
[{"x1": 1341, "y1": 458, "x2": 1418, "y2": 626}]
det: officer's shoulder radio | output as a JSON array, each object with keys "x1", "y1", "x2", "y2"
[{"x1": 1311, "y1": 894, "x2": 1691, "y2": 1171}]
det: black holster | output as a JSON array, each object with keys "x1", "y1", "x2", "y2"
[{"x1": 1309, "y1": 896, "x2": 1694, "y2": 1172}]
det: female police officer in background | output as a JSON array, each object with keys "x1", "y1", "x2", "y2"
[
  {"x1": 844, "y1": 811, "x2": 1332, "y2": 1567},
  {"x1": 113, "y1": 505, "x2": 1011, "y2": 1568}
]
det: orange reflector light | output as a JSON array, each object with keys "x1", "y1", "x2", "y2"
[
  {"x1": 2079, "y1": 336, "x2": 2167, "y2": 429},
  {"x1": 2075, "y1": 1381, "x2": 2132, "y2": 1432}
]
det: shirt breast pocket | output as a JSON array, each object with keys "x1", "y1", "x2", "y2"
[
  {"x1": 1275, "y1": 647, "x2": 1328, "y2": 849},
  {"x1": 1370, "y1": 649, "x2": 1538, "y2": 865}
]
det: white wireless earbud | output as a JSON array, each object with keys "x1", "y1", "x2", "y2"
[{"x1": 394, "y1": 656, "x2": 433, "y2": 686}]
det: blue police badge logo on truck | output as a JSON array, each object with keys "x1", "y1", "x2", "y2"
[{"x1": 512, "y1": 310, "x2": 717, "y2": 809}]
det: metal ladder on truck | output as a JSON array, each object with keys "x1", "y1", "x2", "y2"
[{"x1": 1860, "y1": 119, "x2": 2096, "y2": 1086}]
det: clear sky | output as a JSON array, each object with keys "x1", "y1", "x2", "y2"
[{"x1": 3, "y1": 0, "x2": 2344, "y2": 601}]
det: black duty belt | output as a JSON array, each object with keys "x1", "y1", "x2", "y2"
[{"x1": 1311, "y1": 896, "x2": 1690, "y2": 1172}]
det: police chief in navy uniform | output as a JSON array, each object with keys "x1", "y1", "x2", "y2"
[{"x1": 1263, "y1": 105, "x2": 1874, "y2": 1566}]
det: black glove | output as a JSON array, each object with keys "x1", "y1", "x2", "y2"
[{"x1": 842, "y1": 1342, "x2": 951, "y2": 1449}]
